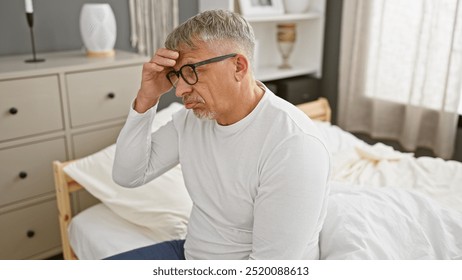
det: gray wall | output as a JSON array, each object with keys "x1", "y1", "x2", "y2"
[{"x1": 0, "y1": 0, "x2": 198, "y2": 56}]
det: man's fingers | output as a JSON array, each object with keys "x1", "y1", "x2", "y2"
[
  {"x1": 155, "y1": 48, "x2": 180, "y2": 60},
  {"x1": 153, "y1": 56, "x2": 177, "y2": 68},
  {"x1": 143, "y1": 61, "x2": 166, "y2": 73},
  {"x1": 150, "y1": 48, "x2": 179, "y2": 68}
]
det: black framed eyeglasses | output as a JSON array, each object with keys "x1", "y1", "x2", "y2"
[{"x1": 166, "y1": 53, "x2": 237, "y2": 88}]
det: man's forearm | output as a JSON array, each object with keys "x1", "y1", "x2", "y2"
[{"x1": 112, "y1": 105, "x2": 156, "y2": 187}]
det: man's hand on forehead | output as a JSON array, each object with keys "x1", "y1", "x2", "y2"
[{"x1": 150, "y1": 48, "x2": 179, "y2": 71}]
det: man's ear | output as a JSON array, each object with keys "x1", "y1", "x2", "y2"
[{"x1": 234, "y1": 54, "x2": 249, "y2": 82}]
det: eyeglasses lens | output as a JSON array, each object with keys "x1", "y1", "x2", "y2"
[
  {"x1": 167, "y1": 65, "x2": 198, "y2": 88},
  {"x1": 182, "y1": 66, "x2": 197, "y2": 85},
  {"x1": 167, "y1": 72, "x2": 179, "y2": 87}
]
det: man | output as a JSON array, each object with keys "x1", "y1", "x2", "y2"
[{"x1": 110, "y1": 9, "x2": 330, "y2": 260}]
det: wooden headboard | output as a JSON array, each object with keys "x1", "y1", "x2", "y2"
[{"x1": 296, "y1": 97, "x2": 331, "y2": 122}]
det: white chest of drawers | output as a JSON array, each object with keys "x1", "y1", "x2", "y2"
[{"x1": 0, "y1": 50, "x2": 147, "y2": 259}]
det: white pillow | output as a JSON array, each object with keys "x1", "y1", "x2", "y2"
[{"x1": 64, "y1": 102, "x2": 192, "y2": 241}]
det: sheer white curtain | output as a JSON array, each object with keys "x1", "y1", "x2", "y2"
[
  {"x1": 128, "y1": 0, "x2": 179, "y2": 56},
  {"x1": 338, "y1": 0, "x2": 462, "y2": 159}
]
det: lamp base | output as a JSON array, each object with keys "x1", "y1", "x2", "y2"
[
  {"x1": 86, "y1": 50, "x2": 115, "y2": 58},
  {"x1": 25, "y1": 58, "x2": 45, "y2": 63}
]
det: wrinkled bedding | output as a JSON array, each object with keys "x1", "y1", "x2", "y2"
[
  {"x1": 318, "y1": 122, "x2": 462, "y2": 259},
  {"x1": 67, "y1": 117, "x2": 462, "y2": 260},
  {"x1": 321, "y1": 182, "x2": 462, "y2": 259}
]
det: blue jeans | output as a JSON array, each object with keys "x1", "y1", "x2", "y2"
[{"x1": 104, "y1": 240, "x2": 186, "y2": 260}]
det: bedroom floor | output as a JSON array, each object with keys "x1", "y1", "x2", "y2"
[{"x1": 46, "y1": 254, "x2": 63, "y2": 260}]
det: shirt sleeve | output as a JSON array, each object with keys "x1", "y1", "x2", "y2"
[
  {"x1": 112, "y1": 104, "x2": 180, "y2": 188},
  {"x1": 250, "y1": 133, "x2": 330, "y2": 260}
]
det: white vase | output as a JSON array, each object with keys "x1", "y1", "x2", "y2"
[
  {"x1": 79, "y1": 3, "x2": 117, "y2": 57},
  {"x1": 283, "y1": 0, "x2": 311, "y2": 14}
]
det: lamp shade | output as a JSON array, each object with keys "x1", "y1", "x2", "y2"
[{"x1": 79, "y1": 3, "x2": 117, "y2": 57}]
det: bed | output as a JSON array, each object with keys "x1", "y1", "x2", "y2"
[{"x1": 53, "y1": 98, "x2": 462, "y2": 260}]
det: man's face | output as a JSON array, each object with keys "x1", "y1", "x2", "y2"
[{"x1": 172, "y1": 42, "x2": 237, "y2": 122}]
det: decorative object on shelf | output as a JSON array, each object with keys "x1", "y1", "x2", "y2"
[
  {"x1": 199, "y1": 0, "x2": 326, "y2": 81},
  {"x1": 238, "y1": 0, "x2": 285, "y2": 17},
  {"x1": 24, "y1": 0, "x2": 45, "y2": 63},
  {"x1": 79, "y1": 3, "x2": 117, "y2": 57},
  {"x1": 283, "y1": 0, "x2": 311, "y2": 14},
  {"x1": 276, "y1": 23, "x2": 296, "y2": 69}
]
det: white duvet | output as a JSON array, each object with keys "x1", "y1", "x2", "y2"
[
  {"x1": 316, "y1": 122, "x2": 462, "y2": 259},
  {"x1": 71, "y1": 181, "x2": 462, "y2": 260},
  {"x1": 321, "y1": 182, "x2": 462, "y2": 259},
  {"x1": 67, "y1": 108, "x2": 462, "y2": 260}
]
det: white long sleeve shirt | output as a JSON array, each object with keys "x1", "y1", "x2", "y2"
[{"x1": 113, "y1": 88, "x2": 330, "y2": 260}]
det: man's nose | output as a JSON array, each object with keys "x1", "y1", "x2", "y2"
[{"x1": 174, "y1": 78, "x2": 192, "y2": 98}]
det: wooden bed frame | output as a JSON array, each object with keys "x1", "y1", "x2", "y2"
[
  {"x1": 52, "y1": 97, "x2": 331, "y2": 260},
  {"x1": 53, "y1": 160, "x2": 80, "y2": 260}
]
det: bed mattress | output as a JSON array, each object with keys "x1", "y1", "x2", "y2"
[
  {"x1": 69, "y1": 203, "x2": 161, "y2": 260},
  {"x1": 67, "y1": 119, "x2": 462, "y2": 260},
  {"x1": 70, "y1": 183, "x2": 462, "y2": 260}
]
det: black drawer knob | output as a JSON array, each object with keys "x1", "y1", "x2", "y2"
[
  {"x1": 107, "y1": 92, "x2": 116, "y2": 99},
  {"x1": 26, "y1": 230, "x2": 35, "y2": 238},
  {"x1": 9, "y1": 107, "x2": 18, "y2": 115},
  {"x1": 19, "y1": 171, "x2": 28, "y2": 179}
]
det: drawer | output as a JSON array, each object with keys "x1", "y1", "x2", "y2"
[
  {"x1": 0, "y1": 76, "x2": 63, "y2": 141},
  {"x1": 66, "y1": 65, "x2": 141, "y2": 127},
  {"x1": 72, "y1": 124, "x2": 123, "y2": 158},
  {"x1": 0, "y1": 199, "x2": 61, "y2": 259},
  {"x1": 0, "y1": 138, "x2": 67, "y2": 207}
]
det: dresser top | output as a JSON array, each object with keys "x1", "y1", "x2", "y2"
[{"x1": 0, "y1": 50, "x2": 148, "y2": 80}]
